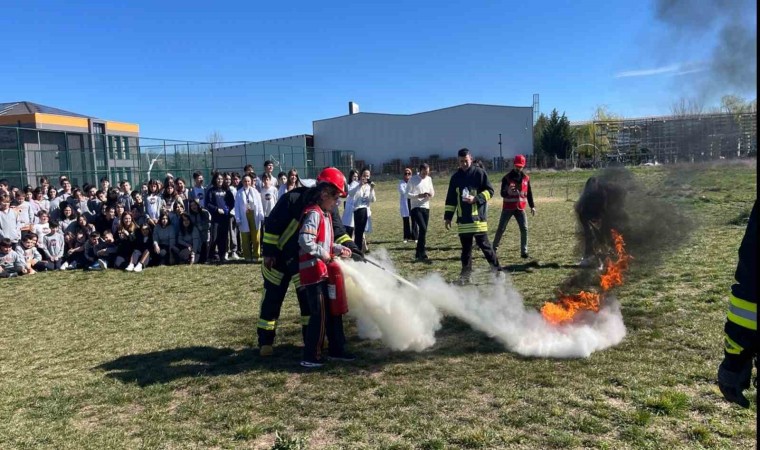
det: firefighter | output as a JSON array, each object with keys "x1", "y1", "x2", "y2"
[
  {"x1": 717, "y1": 200, "x2": 757, "y2": 408},
  {"x1": 257, "y1": 167, "x2": 361, "y2": 356},
  {"x1": 443, "y1": 148, "x2": 500, "y2": 284},
  {"x1": 492, "y1": 154, "x2": 536, "y2": 259},
  {"x1": 297, "y1": 176, "x2": 354, "y2": 368}
]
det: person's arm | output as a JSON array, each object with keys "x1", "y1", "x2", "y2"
[
  {"x1": 298, "y1": 209, "x2": 329, "y2": 261},
  {"x1": 443, "y1": 176, "x2": 457, "y2": 226},
  {"x1": 152, "y1": 227, "x2": 161, "y2": 253},
  {"x1": 331, "y1": 207, "x2": 360, "y2": 255},
  {"x1": 191, "y1": 227, "x2": 201, "y2": 253},
  {"x1": 476, "y1": 171, "x2": 494, "y2": 205},
  {"x1": 526, "y1": 179, "x2": 536, "y2": 211}
]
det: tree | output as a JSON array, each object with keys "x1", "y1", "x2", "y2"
[
  {"x1": 539, "y1": 109, "x2": 575, "y2": 160},
  {"x1": 720, "y1": 95, "x2": 755, "y2": 114},
  {"x1": 533, "y1": 113, "x2": 549, "y2": 166},
  {"x1": 670, "y1": 97, "x2": 705, "y2": 116},
  {"x1": 206, "y1": 131, "x2": 224, "y2": 151}
]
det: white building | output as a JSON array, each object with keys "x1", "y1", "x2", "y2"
[{"x1": 313, "y1": 103, "x2": 533, "y2": 170}]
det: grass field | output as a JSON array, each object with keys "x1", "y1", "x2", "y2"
[{"x1": 1, "y1": 161, "x2": 756, "y2": 449}]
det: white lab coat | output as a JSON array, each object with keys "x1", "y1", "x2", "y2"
[
  {"x1": 342, "y1": 180, "x2": 359, "y2": 227},
  {"x1": 398, "y1": 180, "x2": 410, "y2": 217},
  {"x1": 234, "y1": 186, "x2": 264, "y2": 233}
]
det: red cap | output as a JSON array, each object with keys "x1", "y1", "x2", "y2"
[{"x1": 514, "y1": 154, "x2": 526, "y2": 168}]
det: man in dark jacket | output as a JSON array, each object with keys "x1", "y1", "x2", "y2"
[
  {"x1": 443, "y1": 148, "x2": 500, "y2": 284},
  {"x1": 717, "y1": 200, "x2": 757, "y2": 408},
  {"x1": 257, "y1": 168, "x2": 362, "y2": 356},
  {"x1": 492, "y1": 154, "x2": 536, "y2": 259}
]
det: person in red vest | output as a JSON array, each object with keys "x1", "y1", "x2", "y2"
[
  {"x1": 298, "y1": 168, "x2": 355, "y2": 368},
  {"x1": 492, "y1": 154, "x2": 536, "y2": 259}
]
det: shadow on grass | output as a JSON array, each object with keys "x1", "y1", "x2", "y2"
[
  {"x1": 500, "y1": 260, "x2": 579, "y2": 273},
  {"x1": 95, "y1": 318, "x2": 508, "y2": 386}
]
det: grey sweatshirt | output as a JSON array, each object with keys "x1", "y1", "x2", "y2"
[
  {"x1": 0, "y1": 249, "x2": 25, "y2": 273},
  {"x1": 0, "y1": 208, "x2": 21, "y2": 242},
  {"x1": 153, "y1": 224, "x2": 176, "y2": 248},
  {"x1": 42, "y1": 231, "x2": 65, "y2": 260}
]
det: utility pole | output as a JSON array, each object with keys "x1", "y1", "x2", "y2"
[{"x1": 498, "y1": 133, "x2": 503, "y2": 170}]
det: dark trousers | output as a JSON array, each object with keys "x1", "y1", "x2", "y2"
[
  {"x1": 459, "y1": 232, "x2": 500, "y2": 276},
  {"x1": 492, "y1": 209, "x2": 528, "y2": 254},
  {"x1": 353, "y1": 208, "x2": 368, "y2": 253},
  {"x1": 257, "y1": 257, "x2": 310, "y2": 346},
  {"x1": 211, "y1": 219, "x2": 230, "y2": 260},
  {"x1": 402, "y1": 200, "x2": 418, "y2": 240},
  {"x1": 410, "y1": 207, "x2": 429, "y2": 258},
  {"x1": 302, "y1": 281, "x2": 346, "y2": 362}
]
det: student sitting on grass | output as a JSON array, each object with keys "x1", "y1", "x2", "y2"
[
  {"x1": 15, "y1": 233, "x2": 45, "y2": 274},
  {"x1": 152, "y1": 213, "x2": 176, "y2": 266},
  {"x1": 176, "y1": 213, "x2": 200, "y2": 265},
  {"x1": 41, "y1": 221, "x2": 65, "y2": 270},
  {"x1": 0, "y1": 238, "x2": 26, "y2": 277}
]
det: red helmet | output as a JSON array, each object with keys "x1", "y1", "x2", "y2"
[
  {"x1": 317, "y1": 167, "x2": 347, "y2": 197},
  {"x1": 514, "y1": 154, "x2": 526, "y2": 168}
]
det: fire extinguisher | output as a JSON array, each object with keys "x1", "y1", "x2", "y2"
[{"x1": 326, "y1": 259, "x2": 349, "y2": 316}]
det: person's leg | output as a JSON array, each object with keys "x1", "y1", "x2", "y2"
[
  {"x1": 209, "y1": 222, "x2": 220, "y2": 260},
  {"x1": 228, "y1": 216, "x2": 238, "y2": 256},
  {"x1": 408, "y1": 199, "x2": 418, "y2": 240},
  {"x1": 257, "y1": 258, "x2": 293, "y2": 349},
  {"x1": 216, "y1": 219, "x2": 229, "y2": 260},
  {"x1": 411, "y1": 208, "x2": 427, "y2": 259},
  {"x1": 402, "y1": 216, "x2": 412, "y2": 241},
  {"x1": 247, "y1": 211, "x2": 261, "y2": 260},
  {"x1": 459, "y1": 233, "x2": 474, "y2": 280},
  {"x1": 492, "y1": 209, "x2": 513, "y2": 251},
  {"x1": 474, "y1": 232, "x2": 500, "y2": 268},
  {"x1": 353, "y1": 209, "x2": 368, "y2": 254},
  {"x1": 515, "y1": 209, "x2": 529, "y2": 257},
  {"x1": 302, "y1": 282, "x2": 328, "y2": 364},
  {"x1": 240, "y1": 227, "x2": 252, "y2": 261}
]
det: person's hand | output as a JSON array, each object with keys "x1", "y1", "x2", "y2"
[
  {"x1": 339, "y1": 247, "x2": 352, "y2": 258},
  {"x1": 718, "y1": 358, "x2": 752, "y2": 408},
  {"x1": 531, "y1": 207, "x2": 536, "y2": 217},
  {"x1": 263, "y1": 256, "x2": 276, "y2": 270},
  {"x1": 463, "y1": 195, "x2": 476, "y2": 204},
  {"x1": 444, "y1": 219, "x2": 451, "y2": 230},
  {"x1": 217, "y1": 208, "x2": 224, "y2": 215}
]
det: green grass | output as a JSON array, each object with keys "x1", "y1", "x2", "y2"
[{"x1": 1, "y1": 161, "x2": 756, "y2": 449}]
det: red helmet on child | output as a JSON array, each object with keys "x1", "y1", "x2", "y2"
[
  {"x1": 514, "y1": 154, "x2": 526, "y2": 168},
  {"x1": 317, "y1": 167, "x2": 347, "y2": 197}
]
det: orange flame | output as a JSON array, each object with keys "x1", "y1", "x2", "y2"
[{"x1": 541, "y1": 229, "x2": 630, "y2": 325}]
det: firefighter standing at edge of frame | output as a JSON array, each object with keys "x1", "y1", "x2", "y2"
[
  {"x1": 717, "y1": 200, "x2": 757, "y2": 408},
  {"x1": 257, "y1": 167, "x2": 362, "y2": 357}
]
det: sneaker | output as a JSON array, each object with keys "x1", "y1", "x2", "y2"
[
  {"x1": 300, "y1": 359, "x2": 325, "y2": 368},
  {"x1": 134, "y1": 263, "x2": 143, "y2": 273},
  {"x1": 521, "y1": 253, "x2": 529, "y2": 259},
  {"x1": 125, "y1": 263, "x2": 135, "y2": 272},
  {"x1": 403, "y1": 240, "x2": 408, "y2": 243},
  {"x1": 327, "y1": 352, "x2": 356, "y2": 362},
  {"x1": 60, "y1": 262, "x2": 69, "y2": 271},
  {"x1": 97, "y1": 259, "x2": 107, "y2": 270},
  {"x1": 260, "y1": 345, "x2": 273, "y2": 357},
  {"x1": 228, "y1": 252, "x2": 241, "y2": 261}
]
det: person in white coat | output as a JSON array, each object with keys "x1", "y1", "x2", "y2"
[
  {"x1": 342, "y1": 169, "x2": 359, "y2": 237},
  {"x1": 234, "y1": 175, "x2": 265, "y2": 262},
  {"x1": 348, "y1": 168, "x2": 376, "y2": 253},
  {"x1": 398, "y1": 168, "x2": 418, "y2": 243}
]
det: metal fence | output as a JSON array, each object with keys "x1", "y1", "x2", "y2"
[
  {"x1": 0, "y1": 126, "x2": 214, "y2": 188},
  {"x1": 212, "y1": 141, "x2": 355, "y2": 179}
]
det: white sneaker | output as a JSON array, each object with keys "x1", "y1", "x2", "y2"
[
  {"x1": 228, "y1": 252, "x2": 241, "y2": 261},
  {"x1": 97, "y1": 259, "x2": 107, "y2": 270},
  {"x1": 125, "y1": 263, "x2": 135, "y2": 272},
  {"x1": 60, "y1": 262, "x2": 69, "y2": 271},
  {"x1": 134, "y1": 263, "x2": 143, "y2": 273}
]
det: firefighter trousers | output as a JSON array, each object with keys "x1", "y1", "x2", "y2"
[
  {"x1": 257, "y1": 257, "x2": 310, "y2": 346},
  {"x1": 459, "y1": 232, "x2": 500, "y2": 276}
]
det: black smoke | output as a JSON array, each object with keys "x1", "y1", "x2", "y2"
[
  {"x1": 654, "y1": 0, "x2": 757, "y2": 97},
  {"x1": 559, "y1": 168, "x2": 693, "y2": 293}
]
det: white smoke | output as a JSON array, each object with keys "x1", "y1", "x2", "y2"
[{"x1": 340, "y1": 251, "x2": 626, "y2": 359}]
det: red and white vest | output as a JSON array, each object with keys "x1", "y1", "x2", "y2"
[
  {"x1": 298, "y1": 204, "x2": 333, "y2": 286},
  {"x1": 502, "y1": 174, "x2": 529, "y2": 211}
]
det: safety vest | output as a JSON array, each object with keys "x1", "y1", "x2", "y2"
[
  {"x1": 503, "y1": 174, "x2": 529, "y2": 210},
  {"x1": 298, "y1": 204, "x2": 333, "y2": 286}
]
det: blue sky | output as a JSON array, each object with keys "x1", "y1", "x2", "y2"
[{"x1": 4, "y1": 0, "x2": 756, "y2": 142}]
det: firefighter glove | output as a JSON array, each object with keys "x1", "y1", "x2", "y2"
[
  {"x1": 351, "y1": 250, "x2": 365, "y2": 262},
  {"x1": 717, "y1": 357, "x2": 752, "y2": 408}
]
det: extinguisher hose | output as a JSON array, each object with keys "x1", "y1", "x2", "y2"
[{"x1": 356, "y1": 255, "x2": 420, "y2": 290}]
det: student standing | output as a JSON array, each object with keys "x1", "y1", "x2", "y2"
[
  {"x1": 348, "y1": 168, "x2": 375, "y2": 254},
  {"x1": 398, "y1": 169, "x2": 418, "y2": 243},
  {"x1": 406, "y1": 163, "x2": 435, "y2": 262},
  {"x1": 235, "y1": 175, "x2": 264, "y2": 262},
  {"x1": 492, "y1": 154, "x2": 536, "y2": 259}
]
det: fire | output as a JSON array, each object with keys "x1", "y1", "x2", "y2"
[{"x1": 541, "y1": 229, "x2": 630, "y2": 325}]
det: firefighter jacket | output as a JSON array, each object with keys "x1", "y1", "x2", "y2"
[
  {"x1": 443, "y1": 165, "x2": 494, "y2": 234},
  {"x1": 263, "y1": 187, "x2": 357, "y2": 263},
  {"x1": 723, "y1": 200, "x2": 757, "y2": 363},
  {"x1": 501, "y1": 170, "x2": 534, "y2": 211}
]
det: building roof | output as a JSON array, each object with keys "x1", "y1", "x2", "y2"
[
  {"x1": 314, "y1": 103, "x2": 532, "y2": 123},
  {"x1": 0, "y1": 101, "x2": 93, "y2": 118}
]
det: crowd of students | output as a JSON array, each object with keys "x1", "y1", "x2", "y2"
[{"x1": 0, "y1": 161, "x2": 307, "y2": 277}]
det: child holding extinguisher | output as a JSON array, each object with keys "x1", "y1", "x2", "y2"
[{"x1": 297, "y1": 169, "x2": 356, "y2": 368}]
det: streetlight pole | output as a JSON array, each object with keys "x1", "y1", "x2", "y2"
[{"x1": 498, "y1": 133, "x2": 503, "y2": 170}]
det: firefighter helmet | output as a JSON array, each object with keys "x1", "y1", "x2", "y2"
[
  {"x1": 514, "y1": 154, "x2": 526, "y2": 168},
  {"x1": 317, "y1": 167, "x2": 347, "y2": 197}
]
